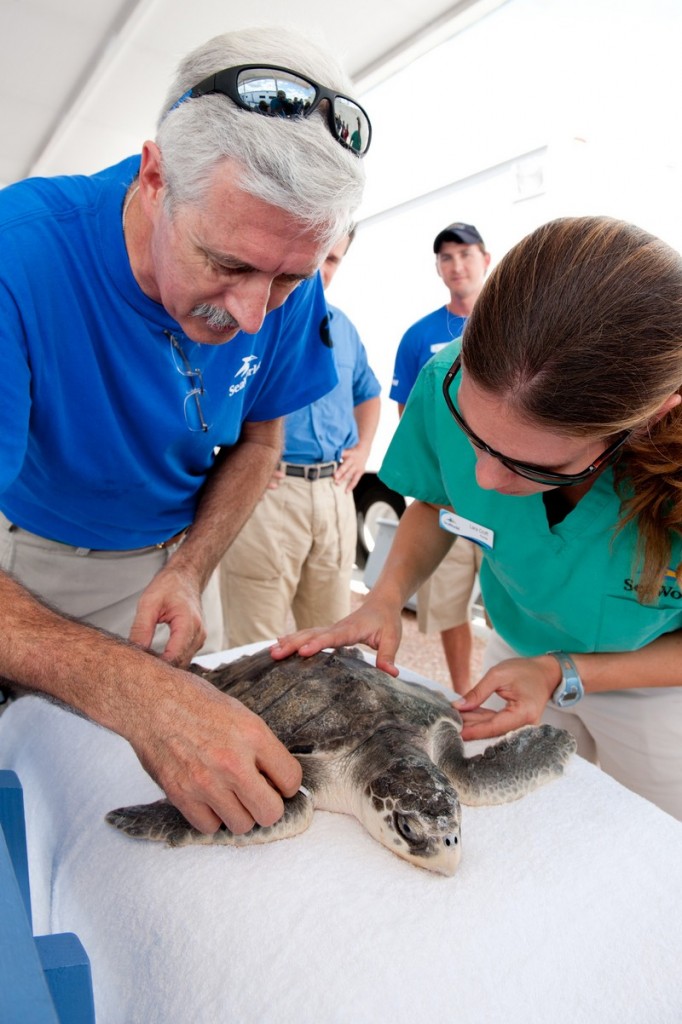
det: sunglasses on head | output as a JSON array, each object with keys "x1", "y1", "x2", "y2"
[
  {"x1": 166, "y1": 64, "x2": 371, "y2": 157},
  {"x1": 442, "y1": 355, "x2": 632, "y2": 487}
]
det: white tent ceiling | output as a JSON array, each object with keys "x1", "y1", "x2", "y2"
[{"x1": 0, "y1": 0, "x2": 507, "y2": 185}]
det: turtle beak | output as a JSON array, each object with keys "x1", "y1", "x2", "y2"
[
  {"x1": 433, "y1": 829, "x2": 462, "y2": 876},
  {"x1": 396, "y1": 828, "x2": 462, "y2": 876}
]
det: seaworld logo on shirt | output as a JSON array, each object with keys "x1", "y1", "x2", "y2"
[
  {"x1": 624, "y1": 567, "x2": 682, "y2": 600},
  {"x1": 228, "y1": 355, "x2": 261, "y2": 397}
]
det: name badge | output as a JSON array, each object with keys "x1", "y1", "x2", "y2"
[{"x1": 439, "y1": 510, "x2": 494, "y2": 550}]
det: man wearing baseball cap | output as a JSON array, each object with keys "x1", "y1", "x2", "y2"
[{"x1": 389, "y1": 222, "x2": 490, "y2": 692}]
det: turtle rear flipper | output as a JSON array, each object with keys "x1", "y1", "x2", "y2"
[
  {"x1": 436, "y1": 723, "x2": 577, "y2": 806},
  {"x1": 106, "y1": 787, "x2": 315, "y2": 847}
]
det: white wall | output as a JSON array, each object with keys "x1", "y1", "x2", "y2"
[{"x1": 326, "y1": 0, "x2": 682, "y2": 470}]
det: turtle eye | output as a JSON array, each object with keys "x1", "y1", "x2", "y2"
[{"x1": 394, "y1": 813, "x2": 417, "y2": 843}]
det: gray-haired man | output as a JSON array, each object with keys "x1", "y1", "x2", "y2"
[{"x1": 0, "y1": 27, "x2": 368, "y2": 837}]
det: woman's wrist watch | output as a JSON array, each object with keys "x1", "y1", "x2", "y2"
[{"x1": 546, "y1": 651, "x2": 584, "y2": 708}]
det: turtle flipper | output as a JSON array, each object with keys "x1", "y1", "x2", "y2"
[
  {"x1": 106, "y1": 787, "x2": 315, "y2": 847},
  {"x1": 437, "y1": 724, "x2": 577, "y2": 806}
]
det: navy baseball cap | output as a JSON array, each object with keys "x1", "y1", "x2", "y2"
[{"x1": 433, "y1": 222, "x2": 485, "y2": 252}]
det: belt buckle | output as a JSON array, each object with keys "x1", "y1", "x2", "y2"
[
  {"x1": 156, "y1": 529, "x2": 186, "y2": 550},
  {"x1": 307, "y1": 467, "x2": 319, "y2": 481}
]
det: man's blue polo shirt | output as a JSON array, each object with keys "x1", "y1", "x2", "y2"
[
  {"x1": 283, "y1": 305, "x2": 381, "y2": 464},
  {"x1": 0, "y1": 156, "x2": 336, "y2": 549}
]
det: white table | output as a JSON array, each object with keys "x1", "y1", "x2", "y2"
[{"x1": 1, "y1": 646, "x2": 681, "y2": 1024}]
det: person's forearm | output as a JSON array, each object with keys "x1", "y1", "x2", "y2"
[
  {"x1": 0, "y1": 569, "x2": 193, "y2": 733},
  {"x1": 337, "y1": 397, "x2": 381, "y2": 492},
  {"x1": 353, "y1": 396, "x2": 381, "y2": 454},
  {"x1": 167, "y1": 418, "x2": 283, "y2": 591},
  {"x1": 565, "y1": 629, "x2": 682, "y2": 693},
  {"x1": 0, "y1": 567, "x2": 302, "y2": 833},
  {"x1": 370, "y1": 500, "x2": 454, "y2": 610}
]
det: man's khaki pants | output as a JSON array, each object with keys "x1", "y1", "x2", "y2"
[
  {"x1": 417, "y1": 539, "x2": 483, "y2": 633},
  {"x1": 0, "y1": 512, "x2": 223, "y2": 655},
  {"x1": 220, "y1": 474, "x2": 356, "y2": 647}
]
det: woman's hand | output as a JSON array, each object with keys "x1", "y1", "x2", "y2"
[
  {"x1": 454, "y1": 655, "x2": 561, "y2": 740},
  {"x1": 270, "y1": 596, "x2": 403, "y2": 678}
]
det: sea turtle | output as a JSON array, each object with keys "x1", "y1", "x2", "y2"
[{"x1": 106, "y1": 647, "x2": 576, "y2": 875}]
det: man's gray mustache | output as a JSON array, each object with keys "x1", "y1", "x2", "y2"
[{"x1": 190, "y1": 304, "x2": 239, "y2": 330}]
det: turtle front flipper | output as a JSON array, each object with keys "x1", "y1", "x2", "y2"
[
  {"x1": 105, "y1": 787, "x2": 315, "y2": 848},
  {"x1": 435, "y1": 722, "x2": 577, "y2": 806}
]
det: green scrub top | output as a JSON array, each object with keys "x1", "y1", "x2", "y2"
[{"x1": 379, "y1": 342, "x2": 682, "y2": 657}]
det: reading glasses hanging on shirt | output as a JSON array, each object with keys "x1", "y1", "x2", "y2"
[
  {"x1": 166, "y1": 331, "x2": 213, "y2": 433},
  {"x1": 165, "y1": 64, "x2": 371, "y2": 156}
]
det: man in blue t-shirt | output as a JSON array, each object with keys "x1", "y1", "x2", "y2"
[
  {"x1": 221, "y1": 230, "x2": 381, "y2": 644},
  {"x1": 389, "y1": 223, "x2": 490, "y2": 693},
  {"x1": 0, "y1": 27, "x2": 368, "y2": 840}
]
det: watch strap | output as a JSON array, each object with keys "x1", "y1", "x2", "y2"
[{"x1": 547, "y1": 650, "x2": 584, "y2": 708}]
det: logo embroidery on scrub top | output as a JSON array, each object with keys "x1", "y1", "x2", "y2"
[
  {"x1": 623, "y1": 567, "x2": 682, "y2": 600},
  {"x1": 228, "y1": 355, "x2": 261, "y2": 397}
]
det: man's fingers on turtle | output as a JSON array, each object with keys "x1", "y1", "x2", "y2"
[
  {"x1": 159, "y1": 639, "x2": 193, "y2": 668},
  {"x1": 211, "y1": 791, "x2": 256, "y2": 835},
  {"x1": 173, "y1": 801, "x2": 223, "y2": 836},
  {"x1": 128, "y1": 613, "x2": 156, "y2": 650},
  {"x1": 242, "y1": 775, "x2": 286, "y2": 828},
  {"x1": 163, "y1": 617, "x2": 206, "y2": 664},
  {"x1": 258, "y1": 746, "x2": 303, "y2": 799}
]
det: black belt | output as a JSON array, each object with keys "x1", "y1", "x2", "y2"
[{"x1": 281, "y1": 461, "x2": 337, "y2": 481}]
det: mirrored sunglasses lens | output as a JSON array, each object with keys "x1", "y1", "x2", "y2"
[
  {"x1": 237, "y1": 68, "x2": 315, "y2": 116},
  {"x1": 333, "y1": 97, "x2": 370, "y2": 153}
]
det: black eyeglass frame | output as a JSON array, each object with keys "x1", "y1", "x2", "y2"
[
  {"x1": 169, "y1": 63, "x2": 371, "y2": 156},
  {"x1": 442, "y1": 355, "x2": 632, "y2": 487}
]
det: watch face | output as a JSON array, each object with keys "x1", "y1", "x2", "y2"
[{"x1": 556, "y1": 683, "x2": 581, "y2": 707}]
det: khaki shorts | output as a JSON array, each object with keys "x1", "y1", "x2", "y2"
[
  {"x1": 0, "y1": 512, "x2": 223, "y2": 655},
  {"x1": 483, "y1": 629, "x2": 682, "y2": 821},
  {"x1": 417, "y1": 539, "x2": 483, "y2": 633},
  {"x1": 220, "y1": 473, "x2": 356, "y2": 648}
]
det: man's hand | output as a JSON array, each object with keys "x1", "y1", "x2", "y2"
[
  {"x1": 334, "y1": 444, "x2": 370, "y2": 493},
  {"x1": 129, "y1": 563, "x2": 206, "y2": 667},
  {"x1": 265, "y1": 466, "x2": 285, "y2": 491},
  {"x1": 0, "y1": 568, "x2": 301, "y2": 835},
  {"x1": 129, "y1": 668, "x2": 303, "y2": 834}
]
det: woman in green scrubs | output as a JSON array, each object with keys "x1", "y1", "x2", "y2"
[{"x1": 273, "y1": 216, "x2": 682, "y2": 819}]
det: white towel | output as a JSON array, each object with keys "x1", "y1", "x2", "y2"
[{"x1": 1, "y1": 647, "x2": 682, "y2": 1024}]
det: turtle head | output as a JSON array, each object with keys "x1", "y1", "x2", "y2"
[{"x1": 360, "y1": 756, "x2": 462, "y2": 876}]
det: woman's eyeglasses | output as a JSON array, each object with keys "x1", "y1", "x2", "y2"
[
  {"x1": 166, "y1": 64, "x2": 371, "y2": 157},
  {"x1": 166, "y1": 331, "x2": 212, "y2": 434},
  {"x1": 442, "y1": 355, "x2": 632, "y2": 487}
]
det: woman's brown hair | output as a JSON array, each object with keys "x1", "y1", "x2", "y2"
[{"x1": 462, "y1": 216, "x2": 682, "y2": 602}]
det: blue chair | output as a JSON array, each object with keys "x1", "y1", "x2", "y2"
[{"x1": 0, "y1": 770, "x2": 96, "y2": 1023}]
